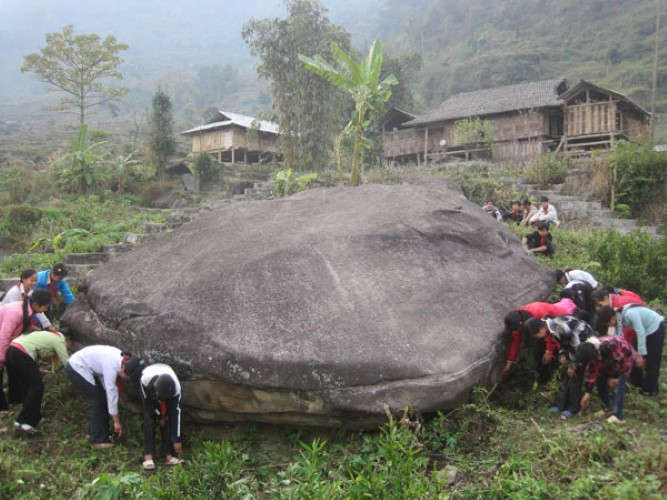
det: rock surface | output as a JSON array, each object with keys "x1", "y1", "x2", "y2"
[{"x1": 62, "y1": 183, "x2": 554, "y2": 427}]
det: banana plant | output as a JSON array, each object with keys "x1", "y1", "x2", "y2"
[
  {"x1": 299, "y1": 39, "x2": 398, "y2": 186},
  {"x1": 52, "y1": 124, "x2": 109, "y2": 194},
  {"x1": 30, "y1": 228, "x2": 92, "y2": 253}
]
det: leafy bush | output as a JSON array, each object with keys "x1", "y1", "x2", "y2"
[
  {"x1": 523, "y1": 152, "x2": 570, "y2": 186},
  {"x1": 592, "y1": 141, "x2": 667, "y2": 216},
  {"x1": 191, "y1": 152, "x2": 221, "y2": 186},
  {"x1": 453, "y1": 117, "x2": 496, "y2": 146},
  {"x1": 272, "y1": 168, "x2": 318, "y2": 197}
]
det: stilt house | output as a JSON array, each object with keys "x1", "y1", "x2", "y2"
[
  {"x1": 383, "y1": 79, "x2": 650, "y2": 163},
  {"x1": 182, "y1": 111, "x2": 280, "y2": 164}
]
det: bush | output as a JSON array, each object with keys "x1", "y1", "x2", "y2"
[
  {"x1": 523, "y1": 152, "x2": 570, "y2": 186},
  {"x1": 191, "y1": 152, "x2": 221, "y2": 186}
]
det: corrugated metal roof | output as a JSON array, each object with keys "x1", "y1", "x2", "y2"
[
  {"x1": 407, "y1": 79, "x2": 566, "y2": 126},
  {"x1": 182, "y1": 111, "x2": 279, "y2": 135}
]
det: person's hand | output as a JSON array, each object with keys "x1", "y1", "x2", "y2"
[
  {"x1": 635, "y1": 356, "x2": 646, "y2": 370},
  {"x1": 502, "y1": 361, "x2": 513, "y2": 377},
  {"x1": 112, "y1": 417, "x2": 122, "y2": 438},
  {"x1": 567, "y1": 367, "x2": 575, "y2": 378},
  {"x1": 581, "y1": 393, "x2": 590, "y2": 410},
  {"x1": 608, "y1": 378, "x2": 619, "y2": 388},
  {"x1": 542, "y1": 352, "x2": 552, "y2": 365},
  {"x1": 559, "y1": 355, "x2": 568, "y2": 366},
  {"x1": 173, "y1": 442, "x2": 183, "y2": 455}
]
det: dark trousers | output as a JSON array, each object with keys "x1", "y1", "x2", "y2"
[
  {"x1": 143, "y1": 400, "x2": 174, "y2": 456},
  {"x1": 555, "y1": 364, "x2": 585, "y2": 413},
  {"x1": 639, "y1": 322, "x2": 665, "y2": 395},
  {"x1": 0, "y1": 364, "x2": 22, "y2": 411},
  {"x1": 66, "y1": 363, "x2": 110, "y2": 444},
  {"x1": 5, "y1": 347, "x2": 44, "y2": 427},
  {"x1": 533, "y1": 338, "x2": 558, "y2": 385}
]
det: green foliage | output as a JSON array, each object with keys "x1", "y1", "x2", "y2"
[
  {"x1": 243, "y1": 0, "x2": 351, "y2": 171},
  {"x1": 272, "y1": 168, "x2": 318, "y2": 197},
  {"x1": 52, "y1": 124, "x2": 110, "y2": 195},
  {"x1": 453, "y1": 117, "x2": 496, "y2": 146},
  {"x1": 149, "y1": 88, "x2": 177, "y2": 179},
  {"x1": 599, "y1": 141, "x2": 667, "y2": 215},
  {"x1": 191, "y1": 152, "x2": 221, "y2": 187},
  {"x1": 29, "y1": 228, "x2": 92, "y2": 253},
  {"x1": 107, "y1": 150, "x2": 145, "y2": 195},
  {"x1": 443, "y1": 164, "x2": 520, "y2": 210},
  {"x1": 21, "y1": 24, "x2": 128, "y2": 125},
  {"x1": 300, "y1": 39, "x2": 398, "y2": 186},
  {"x1": 523, "y1": 152, "x2": 570, "y2": 186}
]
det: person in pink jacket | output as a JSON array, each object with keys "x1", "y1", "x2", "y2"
[{"x1": 0, "y1": 289, "x2": 52, "y2": 412}]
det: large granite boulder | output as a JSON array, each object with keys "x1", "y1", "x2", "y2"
[{"x1": 62, "y1": 183, "x2": 554, "y2": 428}]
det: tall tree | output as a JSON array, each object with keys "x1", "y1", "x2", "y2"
[
  {"x1": 243, "y1": 0, "x2": 351, "y2": 171},
  {"x1": 149, "y1": 88, "x2": 177, "y2": 179},
  {"x1": 300, "y1": 40, "x2": 397, "y2": 186},
  {"x1": 21, "y1": 25, "x2": 128, "y2": 126}
]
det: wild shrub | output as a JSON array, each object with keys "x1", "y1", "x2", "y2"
[
  {"x1": 191, "y1": 152, "x2": 221, "y2": 186},
  {"x1": 523, "y1": 152, "x2": 570, "y2": 186},
  {"x1": 272, "y1": 168, "x2": 318, "y2": 197}
]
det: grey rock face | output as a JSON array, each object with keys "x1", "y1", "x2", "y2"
[{"x1": 62, "y1": 183, "x2": 554, "y2": 427}]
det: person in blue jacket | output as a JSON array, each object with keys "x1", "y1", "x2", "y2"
[{"x1": 35, "y1": 263, "x2": 75, "y2": 306}]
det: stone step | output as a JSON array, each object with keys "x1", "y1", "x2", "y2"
[
  {"x1": 66, "y1": 263, "x2": 102, "y2": 277},
  {"x1": 65, "y1": 252, "x2": 113, "y2": 265},
  {"x1": 100, "y1": 242, "x2": 133, "y2": 254},
  {"x1": 143, "y1": 222, "x2": 181, "y2": 234},
  {"x1": 0, "y1": 278, "x2": 17, "y2": 292},
  {"x1": 167, "y1": 213, "x2": 196, "y2": 225},
  {"x1": 123, "y1": 233, "x2": 157, "y2": 246}
]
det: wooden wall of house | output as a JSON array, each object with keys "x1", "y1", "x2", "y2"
[
  {"x1": 190, "y1": 128, "x2": 279, "y2": 154},
  {"x1": 491, "y1": 140, "x2": 547, "y2": 161},
  {"x1": 621, "y1": 110, "x2": 649, "y2": 142},
  {"x1": 383, "y1": 128, "x2": 423, "y2": 157},
  {"x1": 566, "y1": 102, "x2": 616, "y2": 137}
]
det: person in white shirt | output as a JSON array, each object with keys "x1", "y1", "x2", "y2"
[
  {"x1": 557, "y1": 269, "x2": 599, "y2": 290},
  {"x1": 65, "y1": 345, "x2": 142, "y2": 448},
  {"x1": 137, "y1": 363, "x2": 184, "y2": 470},
  {"x1": 529, "y1": 196, "x2": 559, "y2": 227}
]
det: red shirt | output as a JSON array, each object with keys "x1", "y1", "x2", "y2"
[
  {"x1": 610, "y1": 290, "x2": 646, "y2": 308},
  {"x1": 506, "y1": 302, "x2": 569, "y2": 362}
]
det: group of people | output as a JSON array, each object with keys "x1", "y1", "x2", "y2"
[
  {"x1": 502, "y1": 268, "x2": 664, "y2": 423},
  {"x1": 484, "y1": 196, "x2": 560, "y2": 257},
  {"x1": 0, "y1": 264, "x2": 182, "y2": 470}
]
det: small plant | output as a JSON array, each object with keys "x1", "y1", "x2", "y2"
[
  {"x1": 190, "y1": 152, "x2": 221, "y2": 187},
  {"x1": 52, "y1": 124, "x2": 110, "y2": 194},
  {"x1": 272, "y1": 168, "x2": 318, "y2": 197},
  {"x1": 523, "y1": 151, "x2": 570, "y2": 186}
]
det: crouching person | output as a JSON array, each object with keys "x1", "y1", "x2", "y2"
[
  {"x1": 139, "y1": 363, "x2": 184, "y2": 470},
  {"x1": 576, "y1": 336, "x2": 639, "y2": 424},
  {"x1": 65, "y1": 346, "x2": 142, "y2": 448},
  {"x1": 5, "y1": 329, "x2": 69, "y2": 434},
  {"x1": 524, "y1": 315, "x2": 594, "y2": 419}
]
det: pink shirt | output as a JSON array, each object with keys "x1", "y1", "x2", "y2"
[
  {"x1": 553, "y1": 298, "x2": 577, "y2": 315},
  {"x1": 0, "y1": 301, "x2": 33, "y2": 362}
]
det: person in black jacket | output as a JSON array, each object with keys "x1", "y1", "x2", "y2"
[{"x1": 522, "y1": 222, "x2": 554, "y2": 257}]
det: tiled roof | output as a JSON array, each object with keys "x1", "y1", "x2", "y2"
[{"x1": 406, "y1": 79, "x2": 566, "y2": 126}]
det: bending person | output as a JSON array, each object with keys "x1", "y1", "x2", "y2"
[
  {"x1": 66, "y1": 346, "x2": 142, "y2": 448},
  {"x1": 1, "y1": 269, "x2": 55, "y2": 331}
]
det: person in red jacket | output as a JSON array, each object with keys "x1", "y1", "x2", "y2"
[
  {"x1": 502, "y1": 301, "x2": 569, "y2": 379},
  {"x1": 592, "y1": 287, "x2": 646, "y2": 310}
]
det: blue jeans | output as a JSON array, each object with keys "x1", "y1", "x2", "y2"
[{"x1": 597, "y1": 374, "x2": 627, "y2": 420}]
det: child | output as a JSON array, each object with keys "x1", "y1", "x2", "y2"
[
  {"x1": 0, "y1": 290, "x2": 52, "y2": 412},
  {"x1": 521, "y1": 199, "x2": 537, "y2": 226},
  {"x1": 591, "y1": 287, "x2": 646, "y2": 309},
  {"x1": 502, "y1": 301, "x2": 569, "y2": 378},
  {"x1": 553, "y1": 289, "x2": 578, "y2": 315},
  {"x1": 5, "y1": 329, "x2": 69, "y2": 433},
  {"x1": 34, "y1": 263, "x2": 75, "y2": 306},
  {"x1": 557, "y1": 270, "x2": 597, "y2": 315},
  {"x1": 136, "y1": 363, "x2": 184, "y2": 470},
  {"x1": 0, "y1": 269, "x2": 54, "y2": 331},
  {"x1": 556, "y1": 269, "x2": 599, "y2": 290},
  {"x1": 528, "y1": 196, "x2": 559, "y2": 227},
  {"x1": 66, "y1": 346, "x2": 142, "y2": 448},
  {"x1": 522, "y1": 222, "x2": 554, "y2": 257},
  {"x1": 524, "y1": 315, "x2": 595, "y2": 419},
  {"x1": 503, "y1": 201, "x2": 522, "y2": 224},
  {"x1": 484, "y1": 200, "x2": 503, "y2": 221},
  {"x1": 597, "y1": 305, "x2": 664, "y2": 396},
  {"x1": 576, "y1": 336, "x2": 639, "y2": 424}
]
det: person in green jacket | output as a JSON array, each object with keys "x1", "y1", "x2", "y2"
[{"x1": 5, "y1": 330, "x2": 69, "y2": 434}]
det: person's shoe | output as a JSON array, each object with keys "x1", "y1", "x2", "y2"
[
  {"x1": 607, "y1": 415, "x2": 625, "y2": 424},
  {"x1": 548, "y1": 406, "x2": 561, "y2": 413},
  {"x1": 19, "y1": 423, "x2": 37, "y2": 435},
  {"x1": 142, "y1": 459, "x2": 156, "y2": 471},
  {"x1": 561, "y1": 411, "x2": 574, "y2": 420}
]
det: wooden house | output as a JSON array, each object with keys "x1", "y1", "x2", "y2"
[
  {"x1": 384, "y1": 79, "x2": 650, "y2": 163},
  {"x1": 182, "y1": 111, "x2": 280, "y2": 164}
]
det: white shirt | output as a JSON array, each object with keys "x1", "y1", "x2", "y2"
[
  {"x1": 68, "y1": 345, "x2": 123, "y2": 415},
  {"x1": 565, "y1": 270, "x2": 598, "y2": 289},
  {"x1": 140, "y1": 363, "x2": 181, "y2": 399},
  {"x1": 0, "y1": 284, "x2": 53, "y2": 330}
]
